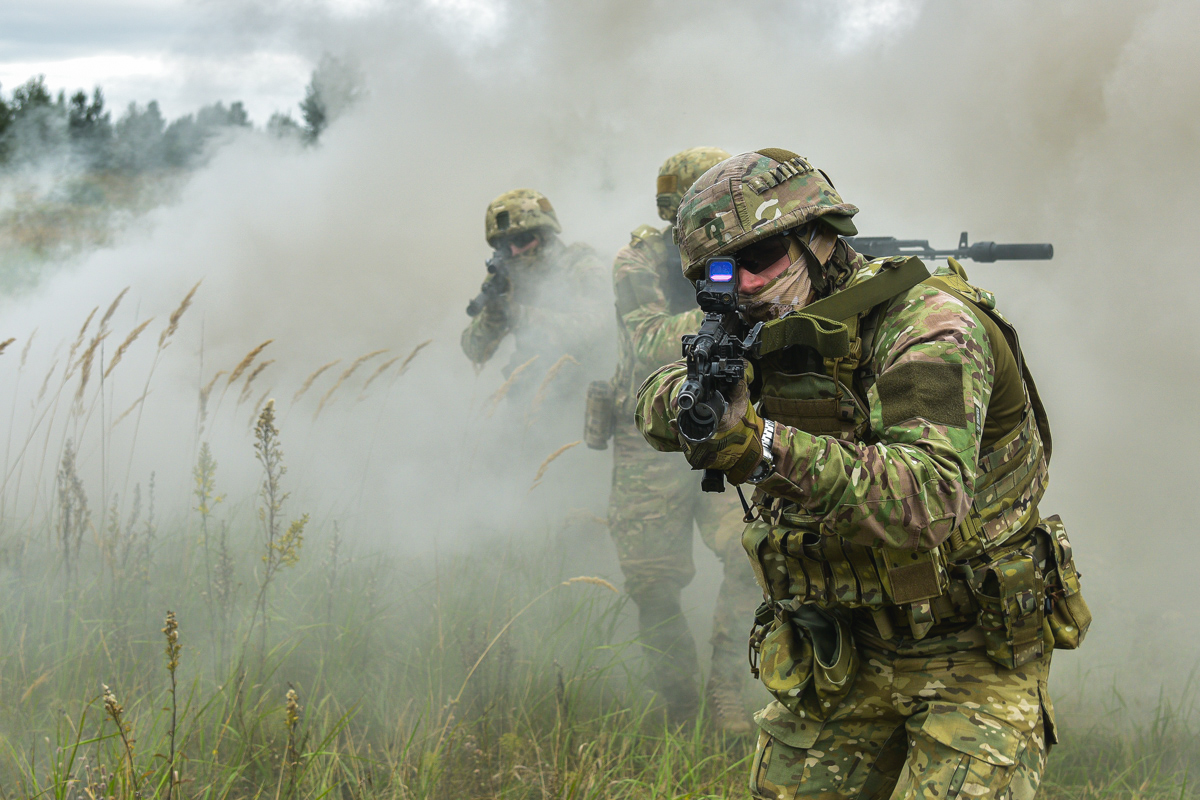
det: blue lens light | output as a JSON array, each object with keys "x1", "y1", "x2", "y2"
[{"x1": 707, "y1": 259, "x2": 735, "y2": 282}]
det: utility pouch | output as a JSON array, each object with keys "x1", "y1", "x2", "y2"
[
  {"x1": 754, "y1": 604, "x2": 859, "y2": 722},
  {"x1": 970, "y1": 549, "x2": 1046, "y2": 669},
  {"x1": 1037, "y1": 515, "x2": 1092, "y2": 650},
  {"x1": 583, "y1": 380, "x2": 616, "y2": 450}
]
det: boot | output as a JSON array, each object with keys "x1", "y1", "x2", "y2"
[{"x1": 706, "y1": 672, "x2": 753, "y2": 736}]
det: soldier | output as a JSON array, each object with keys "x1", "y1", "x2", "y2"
[
  {"x1": 606, "y1": 147, "x2": 762, "y2": 732},
  {"x1": 462, "y1": 188, "x2": 606, "y2": 396},
  {"x1": 636, "y1": 150, "x2": 1090, "y2": 797}
]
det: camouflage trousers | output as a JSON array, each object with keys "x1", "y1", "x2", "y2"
[
  {"x1": 608, "y1": 421, "x2": 761, "y2": 720},
  {"x1": 750, "y1": 623, "x2": 1054, "y2": 799}
]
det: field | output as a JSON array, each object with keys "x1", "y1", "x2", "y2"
[{"x1": 0, "y1": 279, "x2": 1194, "y2": 800}]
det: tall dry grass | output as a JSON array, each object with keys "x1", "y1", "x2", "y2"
[{"x1": 0, "y1": 299, "x2": 1193, "y2": 800}]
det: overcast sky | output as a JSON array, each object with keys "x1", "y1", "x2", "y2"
[
  {"x1": 0, "y1": 0, "x2": 370, "y2": 124},
  {"x1": 0, "y1": 0, "x2": 915, "y2": 125}
]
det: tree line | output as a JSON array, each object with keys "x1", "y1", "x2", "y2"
[{"x1": 0, "y1": 55, "x2": 362, "y2": 175}]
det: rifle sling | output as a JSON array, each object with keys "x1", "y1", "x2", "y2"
[{"x1": 756, "y1": 257, "x2": 931, "y2": 359}]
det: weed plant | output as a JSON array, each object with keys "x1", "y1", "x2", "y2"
[{"x1": 0, "y1": 300, "x2": 1195, "y2": 799}]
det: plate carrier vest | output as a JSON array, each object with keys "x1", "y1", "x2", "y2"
[{"x1": 742, "y1": 256, "x2": 1053, "y2": 640}]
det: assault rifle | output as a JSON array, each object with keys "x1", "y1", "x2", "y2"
[
  {"x1": 465, "y1": 251, "x2": 510, "y2": 317},
  {"x1": 845, "y1": 232, "x2": 1053, "y2": 262},
  {"x1": 676, "y1": 257, "x2": 762, "y2": 494}
]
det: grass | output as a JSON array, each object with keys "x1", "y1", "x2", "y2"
[
  {"x1": 0, "y1": 511, "x2": 756, "y2": 799},
  {"x1": 1, "y1": 501, "x2": 1197, "y2": 798},
  {"x1": 0, "y1": 278, "x2": 1195, "y2": 799}
]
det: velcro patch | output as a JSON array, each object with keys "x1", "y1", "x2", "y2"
[{"x1": 877, "y1": 360, "x2": 967, "y2": 429}]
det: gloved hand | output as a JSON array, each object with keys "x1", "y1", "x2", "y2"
[
  {"x1": 680, "y1": 379, "x2": 765, "y2": 484},
  {"x1": 480, "y1": 293, "x2": 515, "y2": 328}
]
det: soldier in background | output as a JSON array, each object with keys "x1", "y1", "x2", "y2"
[
  {"x1": 600, "y1": 148, "x2": 762, "y2": 732},
  {"x1": 462, "y1": 188, "x2": 606, "y2": 398}
]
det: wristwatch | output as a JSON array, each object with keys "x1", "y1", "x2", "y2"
[{"x1": 745, "y1": 419, "x2": 776, "y2": 484}]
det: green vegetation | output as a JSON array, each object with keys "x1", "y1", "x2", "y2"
[
  {"x1": 0, "y1": 491, "x2": 1195, "y2": 798},
  {"x1": 0, "y1": 56, "x2": 364, "y2": 294},
  {"x1": 0, "y1": 369, "x2": 1192, "y2": 797}
]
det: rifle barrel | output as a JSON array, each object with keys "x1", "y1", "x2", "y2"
[
  {"x1": 967, "y1": 242, "x2": 1053, "y2": 262},
  {"x1": 846, "y1": 235, "x2": 1053, "y2": 262}
]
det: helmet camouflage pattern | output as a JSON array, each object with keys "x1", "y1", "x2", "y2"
[
  {"x1": 656, "y1": 146, "x2": 732, "y2": 222},
  {"x1": 484, "y1": 188, "x2": 563, "y2": 246},
  {"x1": 675, "y1": 148, "x2": 859, "y2": 279}
]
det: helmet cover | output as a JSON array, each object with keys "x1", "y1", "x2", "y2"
[
  {"x1": 675, "y1": 149, "x2": 859, "y2": 279},
  {"x1": 485, "y1": 188, "x2": 563, "y2": 246},
  {"x1": 656, "y1": 146, "x2": 732, "y2": 222}
]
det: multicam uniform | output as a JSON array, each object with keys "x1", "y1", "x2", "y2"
[
  {"x1": 609, "y1": 221, "x2": 761, "y2": 725},
  {"x1": 462, "y1": 236, "x2": 606, "y2": 380},
  {"x1": 461, "y1": 188, "x2": 606, "y2": 396},
  {"x1": 636, "y1": 150, "x2": 1091, "y2": 798}
]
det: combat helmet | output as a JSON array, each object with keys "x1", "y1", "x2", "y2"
[
  {"x1": 675, "y1": 149, "x2": 859, "y2": 280},
  {"x1": 656, "y1": 146, "x2": 731, "y2": 222},
  {"x1": 484, "y1": 188, "x2": 563, "y2": 247}
]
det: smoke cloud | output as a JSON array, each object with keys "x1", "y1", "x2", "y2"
[{"x1": 2, "y1": 0, "x2": 1198, "y2": 708}]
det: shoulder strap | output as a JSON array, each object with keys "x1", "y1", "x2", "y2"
[
  {"x1": 804, "y1": 256, "x2": 931, "y2": 323},
  {"x1": 754, "y1": 257, "x2": 930, "y2": 359}
]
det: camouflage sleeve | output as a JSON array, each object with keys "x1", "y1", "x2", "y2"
[
  {"x1": 613, "y1": 242, "x2": 702, "y2": 369},
  {"x1": 460, "y1": 301, "x2": 510, "y2": 366},
  {"x1": 757, "y1": 286, "x2": 996, "y2": 551},
  {"x1": 633, "y1": 360, "x2": 689, "y2": 453}
]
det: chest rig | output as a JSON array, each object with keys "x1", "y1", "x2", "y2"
[{"x1": 744, "y1": 256, "x2": 1052, "y2": 638}]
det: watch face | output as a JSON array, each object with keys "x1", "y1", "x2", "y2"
[{"x1": 746, "y1": 458, "x2": 773, "y2": 484}]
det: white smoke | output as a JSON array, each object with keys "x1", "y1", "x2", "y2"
[{"x1": 2, "y1": 0, "x2": 1198, "y2": 707}]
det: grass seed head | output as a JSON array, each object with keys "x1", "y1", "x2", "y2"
[
  {"x1": 485, "y1": 355, "x2": 539, "y2": 417},
  {"x1": 228, "y1": 339, "x2": 274, "y2": 385},
  {"x1": 0, "y1": 337, "x2": 14, "y2": 356},
  {"x1": 358, "y1": 355, "x2": 402, "y2": 397},
  {"x1": 99, "y1": 286, "x2": 129, "y2": 333},
  {"x1": 37, "y1": 359, "x2": 59, "y2": 403},
  {"x1": 74, "y1": 332, "x2": 108, "y2": 406},
  {"x1": 529, "y1": 440, "x2": 581, "y2": 491},
  {"x1": 112, "y1": 393, "x2": 148, "y2": 428},
  {"x1": 398, "y1": 338, "x2": 433, "y2": 374},
  {"x1": 158, "y1": 280, "x2": 201, "y2": 349},
  {"x1": 104, "y1": 318, "x2": 154, "y2": 378},
  {"x1": 562, "y1": 576, "x2": 618, "y2": 593},
  {"x1": 294, "y1": 359, "x2": 341, "y2": 403},
  {"x1": 238, "y1": 359, "x2": 275, "y2": 405},
  {"x1": 67, "y1": 306, "x2": 99, "y2": 373},
  {"x1": 527, "y1": 353, "x2": 579, "y2": 424},
  {"x1": 18, "y1": 328, "x2": 35, "y2": 367},
  {"x1": 314, "y1": 349, "x2": 387, "y2": 419}
]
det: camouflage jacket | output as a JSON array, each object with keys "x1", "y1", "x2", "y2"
[
  {"x1": 612, "y1": 225, "x2": 703, "y2": 415},
  {"x1": 461, "y1": 237, "x2": 607, "y2": 376},
  {"x1": 636, "y1": 247, "x2": 997, "y2": 552}
]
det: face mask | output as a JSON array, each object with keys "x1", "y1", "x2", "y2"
[{"x1": 739, "y1": 222, "x2": 834, "y2": 319}]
